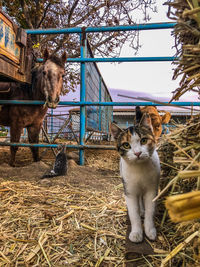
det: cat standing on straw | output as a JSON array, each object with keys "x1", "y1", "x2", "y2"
[{"x1": 110, "y1": 106, "x2": 160, "y2": 243}]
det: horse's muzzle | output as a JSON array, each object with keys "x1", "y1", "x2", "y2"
[
  {"x1": 47, "y1": 101, "x2": 59, "y2": 109},
  {"x1": 46, "y1": 96, "x2": 60, "y2": 109}
]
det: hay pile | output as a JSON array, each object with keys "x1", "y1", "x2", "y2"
[
  {"x1": 157, "y1": 116, "x2": 200, "y2": 266},
  {"x1": 0, "y1": 179, "x2": 126, "y2": 266},
  {"x1": 164, "y1": 0, "x2": 200, "y2": 101}
]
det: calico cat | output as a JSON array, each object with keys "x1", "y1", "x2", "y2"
[
  {"x1": 42, "y1": 144, "x2": 67, "y2": 178},
  {"x1": 110, "y1": 106, "x2": 160, "y2": 243}
]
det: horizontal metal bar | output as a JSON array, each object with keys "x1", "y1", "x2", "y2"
[
  {"x1": 67, "y1": 57, "x2": 178, "y2": 62},
  {"x1": 26, "y1": 22, "x2": 176, "y2": 35},
  {"x1": 0, "y1": 100, "x2": 200, "y2": 106},
  {"x1": 0, "y1": 142, "x2": 116, "y2": 150},
  {"x1": 37, "y1": 57, "x2": 178, "y2": 63}
]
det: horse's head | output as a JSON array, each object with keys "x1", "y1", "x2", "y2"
[{"x1": 42, "y1": 49, "x2": 67, "y2": 109}]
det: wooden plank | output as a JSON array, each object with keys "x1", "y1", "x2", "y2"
[
  {"x1": 125, "y1": 213, "x2": 154, "y2": 266},
  {"x1": 0, "y1": 10, "x2": 32, "y2": 84},
  {"x1": 0, "y1": 11, "x2": 21, "y2": 64},
  {"x1": 0, "y1": 57, "x2": 26, "y2": 83}
]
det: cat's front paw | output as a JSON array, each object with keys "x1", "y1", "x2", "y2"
[
  {"x1": 129, "y1": 230, "x2": 143, "y2": 243},
  {"x1": 145, "y1": 227, "x2": 157, "y2": 241}
]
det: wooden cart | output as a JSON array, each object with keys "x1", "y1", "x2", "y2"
[{"x1": 0, "y1": 10, "x2": 32, "y2": 86}]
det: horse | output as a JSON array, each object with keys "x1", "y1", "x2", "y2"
[{"x1": 0, "y1": 49, "x2": 67, "y2": 166}]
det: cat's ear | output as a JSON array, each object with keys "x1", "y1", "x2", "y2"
[
  {"x1": 110, "y1": 123, "x2": 123, "y2": 140},
  {"x1": 140, "y1": 113, "x2": 153, "y2": 131},
  {"x1": 135, "y1": 106, "x2": 143, "y2": 123},
  {"x1": 161, "y1": 111, "x2": 171, "y2": 124}
]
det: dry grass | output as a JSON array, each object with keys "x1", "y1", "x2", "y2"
[
  {"x1": 0, "y1": 179, "x2": 126, "y2": 266},
  {"x1": 165, "y1": 191, "x2": 200, "y2": 222},
  {"x1": 164, "y1": 0, "x2": 200, "y2": 101},
  {"x1": 156, "y1": 116, "x2": 200, "y2": 266},
  {"x1": 1, "y1": 123, "x2": 200, "y2": 266}
]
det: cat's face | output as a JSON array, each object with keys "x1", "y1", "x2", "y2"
[
  {"x1": 111, "y1": 124, "x2": 155, "y2": 162},
  {"x1": 110, "y1": 108, "x2": 156, "y2": 163}
]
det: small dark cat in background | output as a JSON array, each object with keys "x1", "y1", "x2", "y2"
[
  {"x1": 110, "y1": 106, "x2": 160, "y2": 243},
  {"x1": 42, "y1": 144, "x2": 67, "y2": 178}
]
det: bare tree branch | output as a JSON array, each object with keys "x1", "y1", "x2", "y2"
[
  {"x1": 3, "y1": 0, "x2": 157, "y2": 92},
  {"x1": 68, "y1": 0, "x2": 80, "y2": 25},
  {"x1": 19, "y1": 0, "x2": 33, "y2": 28},
  {"x1": 37, "y1": 2, "x2": 52, "y2": 28}
]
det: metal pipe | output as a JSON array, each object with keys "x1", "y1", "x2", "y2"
[
  {"x1": 51, "y1": 108, "x2": 53, "y2": 140},
  {"x1": 67, "y1": 56, "x2": 177, "y2": 62},
  {"x1": 26, "y1": 22, "x2": 176, "y2": 35},
  {"x1": 99, "y1": 77, "x2": 102, "y2": 131},
  {"x1": 0, "y1": 142, "x2": 116, "y2": 150},
  {"x1": 79, "y1": 33, "x2": 87, "y2": 165},
  {"x1": 1, "y1": 100, "x2": 200, "y2": 106},
  {"x1": 41, "y1": 126, "x2": 57, "y2": 157},
  {"x1": 37, "y1": 56, "x2": 178, "y2": 63}
]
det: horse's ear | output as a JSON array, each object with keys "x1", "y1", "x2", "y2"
[
  {"x1": 43, "y1": 48, "x2": 49, "y2": 61},
  {"x1": 61, "y1": 52, "x2": 67, "y2": 65}
]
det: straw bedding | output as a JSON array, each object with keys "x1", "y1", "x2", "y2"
[
  {"x1": 0, "y1": 179, "x2": 126, "y2": 266},
  {"x1": 0, "y1": 129, "x2": 200, "y2": 266},
  {"x1": 158, "y1": 116, "x2": 200, "y2": 267},
  {"x1": 0, "y1": 148, "x2": 128, "y2": 266}
]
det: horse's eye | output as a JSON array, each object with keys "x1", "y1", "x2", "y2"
[
  {"x1": 43, "y1": 70, "x2": 47, "y2": 76},
  {"x1": 122, "y1": 142, "x2": 131, "y2": 149},
  {"x1": 140, "y1": 138, "x2": 148, "y2": 145},
  {"x1": 62, "y1": 74, "x2": 65, "y2": 78}
]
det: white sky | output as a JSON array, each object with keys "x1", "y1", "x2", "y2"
[
  {"x1": 97, "y1": 1, "x2": 182, "y2": 99},
  {"x1": 62, "y1": 1, "x2": 199, "y2": 105}
]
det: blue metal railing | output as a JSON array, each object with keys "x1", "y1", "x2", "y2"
[
  {"x1": 67, "y1": 57, "x2": 178, "y2": 62},
  {"x1": 37, "y1": 57, "x2": 178, "y2": 63},
  {"x1": 1, "y1": 100, "x2": 200, "y2": 106},
  {"x1": 79, "y1": 34, "x2": 87, "y2": 165},
  {"x1": 2, "y1": 22, "x2": 184, "y2": 165},
  {"x1": 26, "y1": 22, "x2": 176, "y2": 35}
]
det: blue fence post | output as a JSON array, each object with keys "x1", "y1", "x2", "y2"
[
  {"x1": 51, "y1": 108, "x2": 53, "y2": 140},
  {"x1": 99, "y1": 77, "x2": 102, "y2": 132},
  {"x1": 79, "y1": 31, "x2": 87, "y2": 165}
]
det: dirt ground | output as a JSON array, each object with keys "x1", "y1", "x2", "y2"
[{"x1": 0, "y1": 145, "x2": 120, "y2": 191}]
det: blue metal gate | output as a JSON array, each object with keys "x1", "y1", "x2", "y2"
[{"x1": 2, "y1": 21, "x2": 199, "y2": 165}]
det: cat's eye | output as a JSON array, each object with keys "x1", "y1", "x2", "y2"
[
  {"x1": 140, "y1": 138, "x2": 148, "y2": 145},
  {"x1": 122, "y1": 142, "x2": 131, "y2": 149}
]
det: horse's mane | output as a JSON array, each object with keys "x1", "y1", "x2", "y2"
[
  {"x1": 48, "y1": 55, "x2": 65, "y2": 68},
  {"x1": 30, "y1": 55, "x2": 64, "y2": 100},
  {"x1": 31, "y1": 54, "x2": 64, "y2": 76}
]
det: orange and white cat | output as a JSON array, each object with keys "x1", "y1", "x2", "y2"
[{"x1": 110, "y1": 106, "x2": 160, "y2": 243}]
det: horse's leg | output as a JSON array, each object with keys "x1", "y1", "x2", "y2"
[
  {"x1": 10, "y1": 125, "x2": 22, "y2": 166},
  {"x1": 27, "y1": 124, "x2": 41, "y2": 162}
]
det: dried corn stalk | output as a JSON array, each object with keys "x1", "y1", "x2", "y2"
[
  {"x1": 164, "y1": 0, "x2": 200, "y2": 101},
  {"x1": 165, "y1": 190, "x2": 200, "y2": 222}
]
